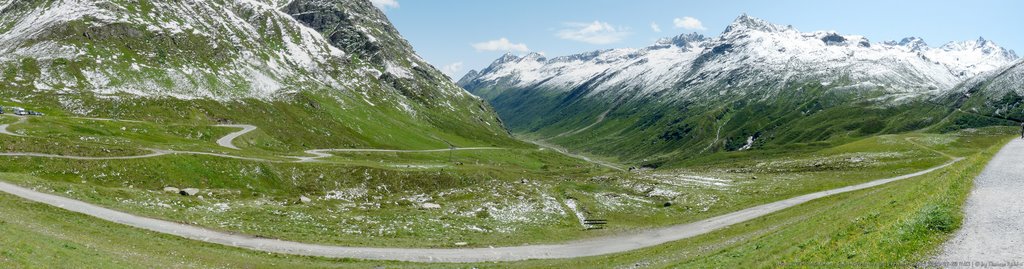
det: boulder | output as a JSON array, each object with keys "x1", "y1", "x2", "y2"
[
  {"x1": 179, "y1": 188, "x2": 200, "y2": 196},
  {"x1": 300, "y1": 196, "x2": 312, "y2": 204},
  {"x1": 163, "y1": 187, "x2": 180, "y2": 193},
  {"x1": 421, "y1": 202, "x2": 441, "y2": 210}
]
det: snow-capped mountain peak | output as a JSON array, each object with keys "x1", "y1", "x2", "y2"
[
  {"x1": 495, "y1": 53, "x2": 521, "y2": 64},
  {"x1": 654, "y1": 32, "x2": 707, "y2": 49},
  {"x1": 939, "y1": 36, "x2": 1013, "y2": 55},
  {"x1": 723, "y1": 14, "x2": 795, "y2": 35},
  {"x1": 521, "y1": 52, "x2": 547, "y2": 61},
  {"x1": 896, "y1": 37, "x2": 929, "y2": 52},
  {"x1": 926, "y1": 37, "x2": 1018, "y2": 77}
]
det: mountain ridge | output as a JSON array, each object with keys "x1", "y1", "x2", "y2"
[
  {"x1": 464, "y1": 15, "x2": 1017, "y2": 97},
  {"x1": 460, "y1": 14, "x2": 1018, "y2": 165}
]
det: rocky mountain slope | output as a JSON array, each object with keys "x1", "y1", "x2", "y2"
[
  {"x1": 460, "y1": 14, "x2": 1018, "y2": 166},
  {"x1": 939, "y1": 59, "x2": 1024, "y2": 129},
  {"x1": 0, "y1": 0, "x2": 512, "y2": 149}
]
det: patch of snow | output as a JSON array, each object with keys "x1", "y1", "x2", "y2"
[{"x1": 385, "y1": 61, "x2": 413, "y2": 79}]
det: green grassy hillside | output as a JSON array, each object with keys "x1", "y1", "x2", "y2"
[
  {"x1": 471, "y1": 80, "x2": 954, "y2": 167},
  {"x1": 0, "y1": 0, "x2": 513, "y2": 152}
]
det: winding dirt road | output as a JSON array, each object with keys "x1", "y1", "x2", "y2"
[
  {"x1": 0, "y1": 116, "x2": 26, "y2": 137},
  {"x1": 0, "y1": 120, "x2": 499, "y2": 164},
  {"x1": 530, "y1": 139, "x2": 625, "y2": 171},
  {"x1": 215, "y1": 124, "x2": 258, "y2": 150},
  {"x1": 295, "y1": 147, "x2": 504, "y2": 162},
  {"x1": 0, "y1": 149, "x2": 282, "y2": 162}
]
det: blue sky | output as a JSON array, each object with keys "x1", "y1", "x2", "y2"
[{"x1": 375, "y1": 0, "x2": 1023, "y2": 79}]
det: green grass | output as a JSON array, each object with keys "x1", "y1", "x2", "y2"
[
  {"x1": 0, "y1": 115, "x2": 16, "y2": 125},
  {"x1": 0, "y1": 113, "x2": 1009, "y2": 251},
  {"x1": 0, "y1": 115, "x2": 613, "y2": 248},
  {"x1": 494, "y1": 129, "x2": 1013, "y2": 268},
  {"x1": 0, "y1": 128, "x2": 1010, "y2": 268},
  {"x1": 0, "y1": 191, "x2": 399, "y2": 268}
]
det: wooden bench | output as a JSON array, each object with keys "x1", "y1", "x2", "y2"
[{"x1": 584, "y1": 219, "x2": 608, "y2": 230}]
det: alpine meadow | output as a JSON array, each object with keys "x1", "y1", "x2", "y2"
[{"x1": 0, "y1": 0, "x2": 1021, "y2": 268}]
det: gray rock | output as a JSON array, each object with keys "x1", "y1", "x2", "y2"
[
  {"x1": 300, "y1": 195, "x2": 312, "y2": 204},
  {"x1": 163, "y1": 187, "x2": 180, "y2": 193},
  {"x1": 180, "y1": 188, "x2": 200, "y2": 196},
  {"x1": 421, "y1": 202, "x2": 441, "y2": 210}
]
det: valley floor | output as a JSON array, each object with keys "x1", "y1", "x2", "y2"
[
  {"x1": 0, "y1": 155, "x2": 962, "y2": 262},
  {"x1": 0, "y1": 113, "x2": 1015, "y2": 266}
]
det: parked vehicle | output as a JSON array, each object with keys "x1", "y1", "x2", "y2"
[
  {"x1": 0, "y1": 106, "x2": 4, "y2": 114},
  {"x1": 12, "y1": 107, "x2": 27, "y2": 116}
]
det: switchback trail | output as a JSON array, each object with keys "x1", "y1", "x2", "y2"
[
  {"x1": 215, "y1": 124, "x2": 258, "y2": 150},
  {"x1": 0, "y1": 118, "x2": 501, "y2": 163},
  {"x1": 0, "y1": 116, "x2": 26, "y2": 137}
]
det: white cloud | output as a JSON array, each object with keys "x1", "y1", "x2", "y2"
[
  {"x1": 471, "y1": 38, "x2": 530, "y2": 52},
  {"x1": 650, "y1": 22, "x2": 662, "y2": 33},
  {"x1": 673, "y1": 17, "x2": 706, "y2": 30},
  {"x1": 556, "y1": 21, "x2": 630, "y2": 45},
  {"x1": 370, "y1": 0, "x2": 399, "y2": 9},
  {"x1": 442, "y1": 62, "x2": 463, "y2": 77}
]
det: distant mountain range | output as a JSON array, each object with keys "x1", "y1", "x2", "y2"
[{"x1": 460, "y1": 14, "x2": 1019, "y2": 166}]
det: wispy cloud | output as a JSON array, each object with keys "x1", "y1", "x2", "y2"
[
  {"x1": 556, "y1": 21, "x2": 630, "y2": 45},
  {"x1": 442, "y1": 62, "x2": 463, "y2": 77},
  {"x1": 673, "y1": 17, "x2": 706, "y2": 31},
  {"x1": 650, "y1": 22, "x2": 662, "y2": 33},
  {"x1": 370, "y1": 0, "x2": 399, "y2": 9},
  {"x1": 471, "y1": 38, "x2": 530, "y2": 52}
]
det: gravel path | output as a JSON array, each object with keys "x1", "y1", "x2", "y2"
[
  {"x1": 295, "y1": 147, "x2": 504, "y2": 162},
  {"x1": 0, "y1": 157, "x2": 961, "y2": 262},
  {"x1": 0, "y1": 119, "x2": 497, "y2": 163},
  {"x1": 935, "y1": 139, "x2": 1024, "y2": 262},
  {"x1": 0, "y1": 149, "x2": 171, "y2": 160},
  {"x1": 214, "y1": 124, "x2": 257, "y2": 150},
  {"x1": 529, "y1": 139, "x2": 625, "y2": 171},
  {"x1": 0, "y1": 149, "x2": 280, "y2": 162},
  {"x1": 0, "y1": 116, "x2": 26, "y2": 136}
]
